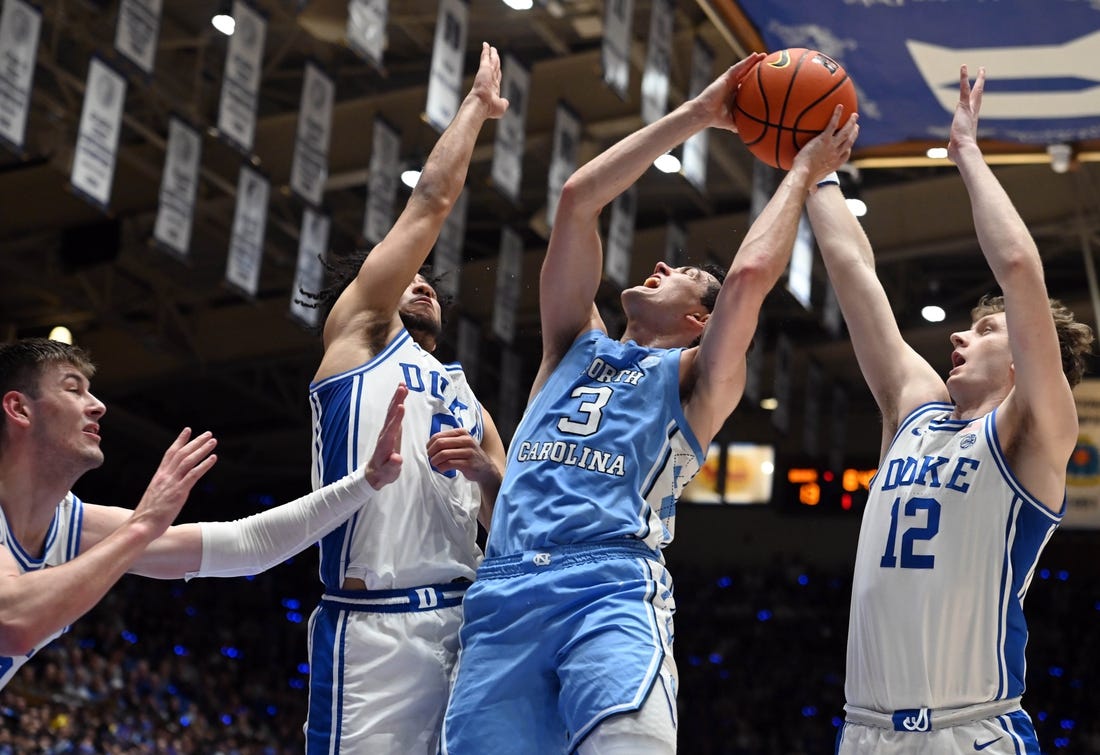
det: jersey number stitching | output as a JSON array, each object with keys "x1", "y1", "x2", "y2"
[{"x1": 880, "y1": 496, "x2": 941, "y2": 569}]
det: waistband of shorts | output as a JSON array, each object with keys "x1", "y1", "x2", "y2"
[
  {"x1": 844, "y1": 697, "x2": 1023, "y2": 732},
  {"x1": 319, "y1": 581, "x2": 470, "y2": 613},
  {"x1": 477, "y1": 540, "x2": 661, "y2": 580}
]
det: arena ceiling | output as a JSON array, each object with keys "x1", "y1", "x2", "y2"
[{"x1": 2, "y1": 0, "x2": 1099, "y2": 506}]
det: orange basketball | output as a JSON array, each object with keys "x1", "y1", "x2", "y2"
[{"x1": 733, "y1": 48, "x2": 857, "y2": 170}]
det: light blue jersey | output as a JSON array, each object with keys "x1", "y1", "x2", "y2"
[
  {"x1": 487, "y1": 330, "x2": 704, "y2": 557},
  {"x1": 0, "y1": 493, "x2": 84, "y2": 689}
]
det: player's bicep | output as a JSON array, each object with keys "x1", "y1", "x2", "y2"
[
  {"x1": 77, "y1": 503, "x2": 133, "y2": 554},
  {"x1": 540, "y1": 215, "x2": 606, "y2": 355}
]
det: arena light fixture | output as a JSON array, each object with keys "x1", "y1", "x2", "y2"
[
  {"x1": 48, "y1": 326, "x2": 73, "y2": 344},
  {"x1": 921, "y1": 305, "x2": 946, "y2": 323},
  {"x1": 501, "y1": 0, "x2": 534, "y2": 8},
  {"x1": 212, "y1": 13, "x2": 235, "y2": 36},
  {"x1": 653, "y1": 153, "x2": 681, "y2": 173}
]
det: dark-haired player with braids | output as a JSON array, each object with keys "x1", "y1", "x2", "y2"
[
  {"x1": 810, "y1": 67, "x2": 1095, "y2": 754},
  {"x1": 301, "y1": 42, "x2": 508, "y2": 754},
  {"x1": 441, "y1": 53, "x2": 857, "y2": 754}
]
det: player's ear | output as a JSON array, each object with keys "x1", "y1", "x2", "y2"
[{"x1": 2, "y1": 390, "x2": 32, "y2": 427}]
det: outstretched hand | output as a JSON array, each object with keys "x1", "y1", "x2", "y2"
[
  {"x1": 132, "y1": 429, "x2": 218, "y2": 535},
  {"x1": 698, "y1": 52, "x2": 767, "y2": 132},
  {"x1": 796, "y1": 104, "x2": 860, "y2": 185},
  {"x1": 948, "y1": 64, "x2": 984, "y2": 163},
  {"x1": 365, "y1": 383, "x2": 407, "y2": 490},
  {"x1": 470, "y1": 42, "x2": 510, "y2": 120}
]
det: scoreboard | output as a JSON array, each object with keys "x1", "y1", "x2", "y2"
[{"x1": 784, "y1": 466, "x2": 876, "y2": 513}]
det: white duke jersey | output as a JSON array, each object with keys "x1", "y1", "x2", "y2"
[
  {"x1": 309, "y1": 329, "x2": 485, "y2": 591},
  {"x1": 486, "y1": 330, "x2": 705, "y2": 558},
  {"x1": 846, "y1": 403, "x2": 1063, "y2": 713},
  {"x1": 0, "y1": 492, "x2": 84, "y2": 689}
]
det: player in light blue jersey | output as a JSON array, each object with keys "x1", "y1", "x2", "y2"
[
  {"x1": 440, "y1": 53, "x2": 858, "y2": 755},
  {"x1": 0, "y1": 337, "x2": 408, "y2": 691},
  {"x1": 807, "y1": 68, "x2": 1094, "y2": 754},
  {"x1": 299, "y1": 42, "x2": 508, "y2": 755}
]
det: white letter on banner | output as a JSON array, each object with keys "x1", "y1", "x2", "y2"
[
  {"x1": 216, "y1": 0, "x2": 267, "y2": 154},
  {"x1": 363, "y1": 115, "x2": 400, "y2": 244},
  {"x1": 153, "y1": 117, "x2": 203, "y2": 258},
  {"x1": 71, "y1": 57, "x2": 127, "y2": 210},
  {"x1": 490, "y1": 54, "x2": 530, "y2": 205},
  {"x1": 424, "y1": 0, "x2": 467, "y2": 133},
  {"x1": 0, "y1": 0, "x2": 42, "y2": 153},
  {"x1": 114, "y1": 0, "x2": 162, "y2": 76},
  {"x1": 225, "y1": 165, "x2": 270, "y2": 298},
  {"x1": 290, "y1": 62, "x2": 335, "y2": 207},
  {"x1": 682, "y1": 38, "x2": 713, "y2": 192},
  {"x1": 492, "y1": 226, "x2": 523, "y2": 345},
  {"x1": 289, "y1": 208, "x2": 331, "y2": 328}
]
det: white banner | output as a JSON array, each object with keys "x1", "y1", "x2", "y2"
[
  {"x1": 424, "y1": 0, "x2": 467, "y2": 133},
  {"x1": 456, "y1": 316, "x2": 479, "y2": 387},
  {"x1": 490, "y1": 53, "x2": 529, "y2": 205},
  {"x1": 604, "y1": 185, "x2": 636, "y2": 288},
  {"x1": 772, "y1": 332, "x2": 793, "y2": 434},
  {"x1": 153, "y1": 117, "x2": 202, "y2": 258},
  {"x1": 71, "y1": 57, "x2": 126, "y2": 209},
  {"x1": 433, "y1": 188, "x2": 468, "y2": 301},
  {"x1": 290, "y1": 62, "x2": 335, "y2": 207},
  {"x1": 216, "y1": 0, "x2": 266, "y2": 154},
  {"x1": 289, "y1": 208, "x2": 330, "y2": 328},
  {"x1": 682, "y1": 38, "x2": 713, "y2": 192},
  {"x1": 641, "y1": 0, "x2": 672, "y2": 124},
  {"x1": 546, "y1": 101, "x2": 580, "y2": 231},
  {"x1": 0, "y1": 0, "x2": 41, "y2": 152},
  {"x1": 363, "y1": 115, "x2": 400, "y2": 244},
  {"x1": 499, "y1": 347, "x2": 522, "y2": 442},
  {"x1": 829, "y1": 383, "x2": 848, "y2": 472},
  {"x1": 786, "y1": 213, "x2": 813, "y2": 310},
  {"x1": 114, "y1": 0, "x2": 161, "y2": 76},
  {"x1": 492, "y1": 226, "x2": 523, "y2": 344},
  {"x1": 664, "y1": 219, "x2": 686, "y2": 268},
  {"x1": 803, "y1": 360, "x2": 822, "y2": 458},
  {"x1": 601, "y1": 0, "x2": 634, "y2": 99},
  {"x1": 347, "y1": 0, "x2": 387, "y2": 69},
  {"x1": 1066, "y1": 378, "x2": 1100, "y2": 529},
  {"x1": 225, "y1": 165, "x2": 270, "y2": 297}
]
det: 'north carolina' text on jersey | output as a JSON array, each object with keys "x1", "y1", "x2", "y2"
[
  {"x1": 846, "y1": 403, "x2": 1063, "y2": 713},
  {"x1": 0, "y1": 493, "x2": 83, "y2": 689},
  {"x1": 487, "y1": 330, "x2": 704, "y2": 557},
  {"x1": 309, "y1": 329, "x2": 485, "y2": 590}
]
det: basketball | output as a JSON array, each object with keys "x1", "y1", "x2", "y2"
[{"x1": 732, "y1": 48, "x2": 858, "y2": 170}]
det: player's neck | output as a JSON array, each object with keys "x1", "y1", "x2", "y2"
[{"x1": 0, "y1": 454, "x2": 72, "y2": 555}]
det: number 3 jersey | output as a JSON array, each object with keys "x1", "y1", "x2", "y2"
[
  {"x1": 486, "y1": 329, "x2": 705, "y2": 558},
  {"x1": 846, "y1": 402, "x2": 1063, "y2": 713},
  {"x1": 309, "y1": 329, "x2": 486, "y2": 591}
]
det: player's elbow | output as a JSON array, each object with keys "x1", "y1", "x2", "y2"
[
  {"x1": 0, "y1": 619, "x2": 41, "y2": 657},
  {"x1": 556, "y1": 174, "x2": 602, "y2": 219}
]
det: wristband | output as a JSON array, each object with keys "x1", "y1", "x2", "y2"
[{"x1": 816, "y1": 171, "x2": 840, "y2": 187}]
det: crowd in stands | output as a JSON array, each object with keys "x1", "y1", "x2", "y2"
[{"x1": 3, "y1": 537, "x2": 1096, "y2": 753}]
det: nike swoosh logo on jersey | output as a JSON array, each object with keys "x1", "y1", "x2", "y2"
[{"x1": 974, "y1": 737, "x2": 1002, "y2": 751}]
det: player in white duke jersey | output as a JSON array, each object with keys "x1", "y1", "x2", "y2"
[
  {"x1": 299, "y1": 42, "x2": 508, "y2": 755},
  {"x1": 0, "y1": 337, "x2": 408, "y2": 691},
  {"x1": 806, "y1": 67, "x2": 1094, "y2": 754},
  {"x1": 440, "y1": 53, "x2": 858, "y2": 755}
]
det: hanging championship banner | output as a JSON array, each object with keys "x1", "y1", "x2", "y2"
[
  {"x1": 153, "y1": 116, "x2": 203, "y2": 258},
  {"x1": 216, "y1": 0, "x2": 267, "y2": 155},
  {"x1": 289, "y1": 208, "x2": 330, "y2": 328},
  {"x1": 546, "y1": 101, "x2": 580, "y2": 231},
  {"x1": 71, "y1": 57, "x2": 126, "y2": 210},
  {"x1": 363, "y1": 115, "x2": 400, "y2": 244},
  {"x1": 492, "y1": 226, "x2": 523, "y2": 345},
  {"x1": 347, "y1": 0, "x2": 387, "y2": 69},
  {"x1": 604, "y1": 185, "x2": 637, "y2": 288},
  {"x1": 424, "y1": 0, "x2": 467, "y2": 133},
  {"x1": 744, "y1": 323, "x2": 765, "y2": 405},
  {"x1": 114, "y1": 0, "x2": 161, "y2": 76},
  {"x1": 290, "y1": 62, "x2": 334, "y2": 207},
  {"x1": 432, "y1": 187, "x2": 468, "y2": 301},
  {"x1": 787, "y1": 213, "x2": 813, "y2": 309},
  {"x1": 803, "y1": 360, "x2": 822, "y2": 458},
  {"x1": 771, "y1": 332, "x2": 793, "y2": 434},
  {"x1": 499, "y1": 347, "x2": 522, "y2": 442},
  {"x1": 225, "y1": 165, "x2": 270, "y2": 297},
  {"x1": 829, "y1": 384, "x2": 848, "y2": 473},
  {"x1": 601, "y1": 0, "x2": 634, "y2": 100},
  {"x1": 664, "y1": 219, "x2": 686, "y2": 268},
  {"x1": 456, "y1": 316, "x2": 479, "y2": 387},
  {"x1": 0, "y1": 0, "x2": 41, "y2": 153},
  {"x1": 682, "y1": 38, "x2": 713, "y2": 192},
  {"x1": 490, "y1": 53, "x2": 529, "y2": 205},
  {"x1": 641, "y1": 0, "x2": 672, "y2": 124}
]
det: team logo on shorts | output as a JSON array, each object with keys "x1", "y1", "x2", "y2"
[
  {"x1": 532, "y1": 552, "x2": 552, "y2": 566},
  {"x1": 892, "y1": 707, "x2": 931, "y2": 732},
  {"x1": 960, "y1": 433, "x2": 977, "y2": 449}
]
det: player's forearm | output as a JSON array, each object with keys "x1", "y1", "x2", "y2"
[
  {"x1": 412, "y1": 93, "x2": 492, "y2": 216},
  {"x1": 730, "y1": 164, "x2": 814, "y2": 282}
]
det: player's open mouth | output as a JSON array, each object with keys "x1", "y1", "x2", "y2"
[{"x1": 643, "y1": 277, "x2": 660, "y2": 289}]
